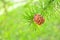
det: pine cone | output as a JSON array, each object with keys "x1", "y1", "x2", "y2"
[{"x1": 33, "y1": 14, "x2": 45, "y2": 25}]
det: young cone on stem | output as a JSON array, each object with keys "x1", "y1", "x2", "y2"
[{"x1": 33, "y1": 14, "x2": 45, "y2": 25}]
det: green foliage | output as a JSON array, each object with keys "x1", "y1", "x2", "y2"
[{"x1": 0, "y1": 0, "x2": 60, "y2": 40}]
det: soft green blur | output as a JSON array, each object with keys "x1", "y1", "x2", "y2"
[{"x1": 0, "y1": 0, "x2": 60, "y2": 40}]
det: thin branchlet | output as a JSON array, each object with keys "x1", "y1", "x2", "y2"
[{"x1": 44, "y1": 0, "x2": 54, "y2": 10}]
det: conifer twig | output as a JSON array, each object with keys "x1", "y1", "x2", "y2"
[{"x1": 43, "y1": 0, "x2": 54, "y2": 10}]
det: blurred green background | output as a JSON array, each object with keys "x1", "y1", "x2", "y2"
[{"x1": 0, "y1": 0, "x2": 60, "y2": 40}]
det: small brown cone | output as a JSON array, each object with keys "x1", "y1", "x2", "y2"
[{"x1": 33, "y1": 14, "x2": 45, "y2": 25}]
